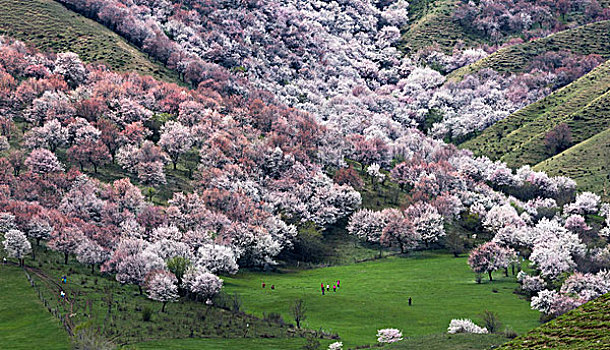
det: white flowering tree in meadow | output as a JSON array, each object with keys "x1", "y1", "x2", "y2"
[
  {"x1": 146, "y1": 270, "x2": 179, "y2": 312},
  {"x1": 2, "y1": 229, "x2": 31, "y2": 266},
  {"x1": 376, "y1": 328, "x2": 403, "y2": 344}
]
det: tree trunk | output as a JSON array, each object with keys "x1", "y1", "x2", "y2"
[
  {"x1": 504, "y1": 267, "x2": 508, "y2": 277},
  {"x1": 138, "y1": 285, "x2": 143, "y2": 295},
  {"x1": 91, "y1": 264, "x2": 95, "y2": 274},
  {"x1": 36, "y1": 238, "x2": 41, "y2": 246},
  {"x1": 64, "y1": 252, "x2": 69, "y2": 265},
  {"x1": 31, "y1": 247, "x2": 36, "y2": 260},
  {"x1": 488, "y1": 270, "x2": 493, "y2": 281},
  {"x1": 93, "y1": 163, "x2": 98, "y2": 173},
  {"x1": 161, "y1": 302, "x2": 167, "y2": 313},
  {"x1": 173, "y1": 161, "x2": 177, "y2": 170}
]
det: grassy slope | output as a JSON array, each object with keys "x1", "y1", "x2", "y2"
[
  {"x1": 19, "y1": 247, "x2": 296, "y2": 346},
  {"x1": 500, "y1": 293, "x2": 610, "y2": 349},
  {"x1": 400, "y1": 0, "x2": 483, "y2": 54},
  {"x1": 449, "y1": 20, "x2": 610, "y2": 80},
  {"x1": 461, "y1": 60, "x2": 610, "y2": 166},
  {"x1": 222, "y1": 252, "x2": 540, "y2": 348},
  {"x1": 534, "y1": 127, "x2": 610, "y2": 196},
  {"x1": 0, "y1": 0, "x2": 179, "y2": 83},
  {"x1": 132, "y1": 338, "x2": 333, "y2": 350},
  {"x1": 386, "y1": 333, "x2": 510, "y2": 350},
  {"x1": 0, "y1": 265, "x2": 70, "y2": 350},
  {"x1": 135, "y1": 333, "x2": 509, "y2": 350}
]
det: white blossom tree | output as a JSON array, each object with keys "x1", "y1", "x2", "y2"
[
  {"x1": 182, "y1": 267, "x2": 223, "y2": 302},
  {"x1": 2, "y1": 229, "x2": 31, "y2": 266},
  {"x1": 146, "y1": 270, "x2": 179, "y2": 312},
  {"x1": 376, "y1": 328, "x2": 403, "y2": 344},
  {"x1": 196, "y1": 244, "x2": 239, "y2": 275}
]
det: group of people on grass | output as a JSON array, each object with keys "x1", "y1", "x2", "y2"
[{"x1": 320, "y1": 280, "x2": 340, "y2": 295}]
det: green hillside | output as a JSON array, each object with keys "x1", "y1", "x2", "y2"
[
  {"x1": 400, "y1": 0, "x2": 483, "y2": 54},
  {"x1": 500, "y1": 293, "x2": 610, "y2": 349},
  {"x1": 449, "y1": 20, "x2": 610, "y2": 80},
  {"x1": 534, "y1": 127, "x2": 610, "y2": 196},
  {"x1": 461, "y1": 58, "x2": 610, "y2": 194},
  {"x1": 0, "y1": 0, "x2": 179, "y2": 83}
]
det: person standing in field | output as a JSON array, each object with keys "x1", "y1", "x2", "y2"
[
  {"x1": 333, "y1": 285, "x2": 337, "y2": 292},
  {"x1": 326, "y1": 284, "x2": 330, "y2": 291},
  {"x1": 337, "y1": 280, "x2": 340, "y2": 288},
  {"x1": 321, "y1": 283, "x2": 325, "y2": 295}
]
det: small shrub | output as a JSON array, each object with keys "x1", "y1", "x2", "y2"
[
  {"x1": 72, "y1": 327, "x2": 114, "y2": 350},
  {"x1": 231, "y1": 292, "x2": 243, "y2": 313},
  {"x1": 302, "y1": 333, "x2": 320, "y2": 350},
  {"x1": 263, "y1": 312, "x2": 285, "y2": 325},
  {"x1": 142, "y1": 307, "x2": 153, "y2": 322},
  {"x1": 504, "y1": 326, "x2": 518, "y2": 339},
  {"x1": 481, "y1": 310, "x2": 502, "y2": 333}
]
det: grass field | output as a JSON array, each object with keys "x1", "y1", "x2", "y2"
[
  {"x1": 500, "y1": 293, "x2": 610, "y2": 349},
  {"x1": 0, "y1": 265, "x2": 70, "y2": 350},
  {"x1": 449, "y1": 20, "x2": 610, "y2": 80},
  {"x1": 222, "y1": 252, "x2": 540, "y2": 348},
  {"x1": 0, "y1": 0, "x2": 179, "y2": 83}
]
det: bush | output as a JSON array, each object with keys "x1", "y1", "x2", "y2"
[
  {"x1": 72, "y1": 327, "x2": 114, "y2": 350},
  {"x1": 481, "y1": 310, "x2": 502, "y2": 333},
  {"x1": 544, "y1": 123, "x2": 572, "y2": 155},
  {"x1": 142, "y1": 306, "x2": 153, "y2": 322},
  {"x1": 447, "y1": 319, "x2": 488, "y2": 334},
  {"x1": 302, "y1": 333, "x2": 320, "y2": 350},
  {"x1": 263, "y1": 312, "x2": 285, "y2": 325},
  {"x1": 504, "y1": 326, "x2": 518, "y2": 339}
]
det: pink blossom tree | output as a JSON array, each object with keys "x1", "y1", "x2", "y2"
[
  {"x1": 25, "y1": 149, "x2": 64, "y2": 175},
  {"x1": 48, "y1": 226, "x2": 85, "y2": 264},
  {"x1": 468, "y1": 242, "x2": 516, "y2": 281}
]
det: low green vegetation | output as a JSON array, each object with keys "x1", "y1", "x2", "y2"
[
  {"x1": 0, "y1": 265, "x2": 70, "y2": 350},
  {"x1": 0, "y1": 0, "x2": 179, "y2": 83},
  {"x1": 500, "y1": 293, "x2": 610, "y2": 349},
  {"x1": 223, "y1": 252, "x2": 540, "y2": 348}
]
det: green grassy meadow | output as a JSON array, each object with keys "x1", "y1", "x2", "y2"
[
  {"x1": 0, "y1": 265, "x2": 70, "y2": 350},
  {"x1": 222, "y1": 252, "x2": 540, "y2": 348}
]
